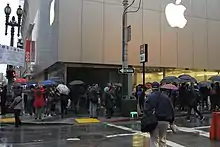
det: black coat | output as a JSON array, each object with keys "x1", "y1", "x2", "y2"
[{"x1": 103, "y1": 92, "x2": 113, "y2": 109}]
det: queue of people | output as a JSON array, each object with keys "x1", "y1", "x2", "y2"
[{"x1": 2, "y1": 83, "x2": 71, "y2": 128}]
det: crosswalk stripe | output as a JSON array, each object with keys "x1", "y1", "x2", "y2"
[{"x1": 104, "y1": 123, "x2": 186, "y2": 147}]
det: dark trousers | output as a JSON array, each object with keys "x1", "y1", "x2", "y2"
[
  {"x1": 1, "y1": 101, "x2": 6, "y2": 115},
  {"x1": 187, "y1": 105, "x2": 202, "y2": 119},
  {"x1": 27, "y1": 99, "x2": 34, "y2": 115},
  {"x1": 60, "y1": 94, "x2": 68, "y2": 118},
  {"x1": 14, "y1": 109, "x2": 21, "y2": 127},
  {"x1": 210, "y1": 96, "x2": 218, "y2": 111},
  {"x1": 138, "y1": 97, "x2": 144, "y2": 111},
  {"x1": 106, "y1": 108, "x2": 113, "y2": 118}
]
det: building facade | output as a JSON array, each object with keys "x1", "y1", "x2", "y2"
[{"x1": 22, "y1": 0, "x2": 220, "y2": 85}]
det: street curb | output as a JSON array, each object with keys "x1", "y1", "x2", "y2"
[
  {"x1": 0, "y1": 121, "x2": 74, "y2": 126},
  {"x1": 0, "y1": 112, "x2": 211, "y2": 125}
]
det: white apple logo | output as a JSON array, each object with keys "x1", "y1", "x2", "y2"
[
  {"x1": 165, "y1": 0, "x2": 187, "y2": 28},
  {"x1": 50, "y1": 0, "x2": 55, "y2": 26}
]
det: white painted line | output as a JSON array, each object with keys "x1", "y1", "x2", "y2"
[
  {"x1": 105, "y1": 123, "x2": 185, "y2": 147},
  {"x1": 193, "y1": 126, "x2": 210, "y2": 130},
  {"x1": 177, "y1": 126, "x2": 209, "y2": 138},
  {"x1": 137, "y1": 121, "x2": 210, "y2": 138},
  {"x1": 66, "y1": 138, "x2": 80, "y2": 141},
  {"x1": 106, "y1": 133, "x2": 137, "y2": 138}
]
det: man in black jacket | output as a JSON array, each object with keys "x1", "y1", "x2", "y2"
[{"x1": 144, "y1": 83, "x2": 174, "y2": 147}]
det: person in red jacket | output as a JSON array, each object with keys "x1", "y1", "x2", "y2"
[{"x1": 33, "y1": 85, "x2": 45, "y2": 120}]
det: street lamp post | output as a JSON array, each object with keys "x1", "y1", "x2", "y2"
[{"x1": 4, "y1": 4, "x2": 23, "y2": 98}]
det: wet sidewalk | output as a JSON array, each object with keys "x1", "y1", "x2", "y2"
[{"x1": 0, "y1": 109, "x2": 211, "y2": 126}]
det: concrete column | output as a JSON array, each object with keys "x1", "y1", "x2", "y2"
[{"x1": 162, "y1": 68, "x2": 166, "y2": 78}]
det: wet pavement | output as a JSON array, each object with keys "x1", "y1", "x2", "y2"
[{"x1": 0, "y1": 114, "x2": 219, "y2": 147}]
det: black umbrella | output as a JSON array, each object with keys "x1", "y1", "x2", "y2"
[
  {"x1": 69, "y1": 80, "x2": 84, "y2": 86},
  {"x1": 161, "y1": 76, "x2": 180, "y2": 83},
  {"x1": 178, "y1": 74, "x2": 197, "y2": 83},
  {"x1": 208, "y1": 75, "x2": 220, "y2": 82}
]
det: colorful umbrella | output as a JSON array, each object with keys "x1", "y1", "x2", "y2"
[
  {"x1": 160, "y1": 84, "x2": 178, "y2": 90},
  {"x1": 40, "y1": 80, "x2": 56, "y2": 86},
  {"x1": 14, "y1": 78, "x2": 27, "y2": 83}
]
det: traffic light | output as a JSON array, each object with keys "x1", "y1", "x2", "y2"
[{"x1": 6, "y1": 69, "x2": 15, "y2": 80}]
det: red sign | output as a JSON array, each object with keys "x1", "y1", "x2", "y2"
[
  {"x1": 30, "y1": 41, "x2": 35, "y2": 62},
  {"x1": 25, "y1": 39, "x2": 31, "y2": 62}
]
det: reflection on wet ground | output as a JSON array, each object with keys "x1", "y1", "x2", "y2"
[
  {"x1": 0, "y1": 114, "x2": 220, "y2": 147},
  {"x1": 0, "y1": 124, "x2": 132, "y2": 144}
]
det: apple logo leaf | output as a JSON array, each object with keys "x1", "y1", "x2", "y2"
[{"x1": 165, "y1": 0, "x2": 187, "y2": 28}]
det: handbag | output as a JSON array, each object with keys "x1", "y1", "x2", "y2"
[{"x1": 141, "y1": 92, "x2": 160, "y2": 133}]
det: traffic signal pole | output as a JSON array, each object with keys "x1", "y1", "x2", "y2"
[{"x1": 122, "y1": 0, "x2": 141, "y2": 98}]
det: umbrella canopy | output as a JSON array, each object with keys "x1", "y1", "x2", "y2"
[
  {"x1": 40, "y1": 80, "x2": 56, "y2": 86},
  {"x1": 178, "y1": 74, "x2": 197, "y2": 83},
  {"x1": 198, "y1": 81, "x2": 211, "y2": 87},
  {"x1": 161, "y1": 76, "x2": 180, "y2": 83},
  {"x1": 160, "y1": 84, "x2": 178, "y2": 90},
  {"x1": 14, "y1": 78, "x2": 27, "y2": 83},
  {"x1": 56, "y1": 84, "x2": 70, "y2": 95},
  {"x1": 208, "y1": 75, "x2": 220, "y2": 82},
  {"x1": 49, "y1": 77, "x2": 64, "y2": 84},
  {"x1": 69, "y1": 80, "x2": 84, "y2": 86},
  {"x1": 114, "y1": 83, "x2": 122, "y2": 87}
]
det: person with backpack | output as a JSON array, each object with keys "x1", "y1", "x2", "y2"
[
  {"x1": 141, "y1": 83, "x2": 174, "y2": 147},
  {"x1": 33, "y1": 85, "x2": 45, "y2": 120},
  {"x1": 9, "y1": 87, "x2": 23, "y2": 127}
]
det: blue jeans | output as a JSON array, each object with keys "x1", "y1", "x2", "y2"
[{"x1": 89, "y1": 102, "x2": 97, "y2": 118}]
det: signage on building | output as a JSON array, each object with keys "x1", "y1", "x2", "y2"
[
  {"x1": 165, "y1": 0, "x2": 187, "y2": 28},
  {"x1": 118, "y1": 67, "x2": 134, "y2": 74},
  {"x1": 25, "y1": 39, "x2": 31, "y2": 62},
  {"x1": 0, "y1": 44, "x2": 25, "y2": 67},
  {"x1": 140, "y1": 44, "x2": 148, "y2": 63},
  {"x1": 127, "y1": 25, "x2": 131, "y2": 42},
  {"x1": 30, "y1": 41, "x2": 36, "y2": 62}
]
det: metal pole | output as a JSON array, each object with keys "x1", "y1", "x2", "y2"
[
  {"x1": 142, "y1": 62, "x2": 145, "y2": 86},
  {"x1": 122, "y1": 0, "x2": 129, "y2": 98},
  {"x1": 6, "y1": 26, "x2": 15, "y2": 98},
  {"x1": 10, "y1": 26, "x2": 14, "y2": 47}
]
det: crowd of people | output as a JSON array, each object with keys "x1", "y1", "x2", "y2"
[
  {"x1": 137, "y1": 81, "x2": 220, "y2": 147},
  {"x1": 0, "y1": 82, "x2": 123, "y2": 127},
  {"x1": 0, "y1": 83, "x2": 71, "y2": 127},
  {"x1": 135, "y1": 82, "x2": 220, "y2": 120}
]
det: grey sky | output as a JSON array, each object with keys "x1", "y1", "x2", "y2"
[{"x1": 0, "y1": 0, "x2": 23, "y2": 74}]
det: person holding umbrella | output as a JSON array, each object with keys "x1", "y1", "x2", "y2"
[
  {"x1": 33, "y1": 85, "x2": 45, "y2": 120},
  {"x1": 56, "y1": 83, "x2": 70, "y2": 118}
]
